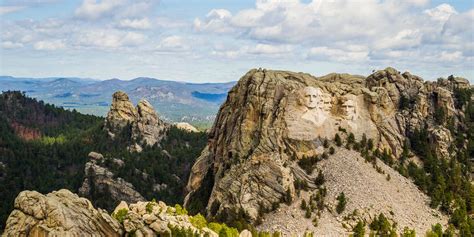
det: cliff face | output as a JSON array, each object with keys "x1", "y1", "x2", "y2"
[
  {"x1": 79, "y1": 152, "x2": 145, "y2": 207},
  {"x1": 105, "y1": 91, "x2": 168, "y2": 152},
  {"x1": 184, "y1": 68, "x2": 468, "y2": 224}
]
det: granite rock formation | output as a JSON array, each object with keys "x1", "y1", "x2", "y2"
[
  {"x1": 2, "y1": 189, "x2": 123, "y2": 236},
  {"x1": 105, "y1": 91, "x2": 168, "y2": 152},
  {"x1": 184, "y1": 68, "x2": 468, "y2": 225},
  {"x1": 79, "y1": 152, "x2": 145, "y2": 205}
]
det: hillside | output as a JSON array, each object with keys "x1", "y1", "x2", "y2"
[{"x1": 0, "y1": 91, "x2": 207, "y2": 231}]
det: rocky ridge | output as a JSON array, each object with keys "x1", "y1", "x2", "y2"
[
  {"x1": 184, "y1": 68, "x2": 468, "y2": 229},
  {"x1": 105, "y1": 91, "x2": 168, "y2": 152}
]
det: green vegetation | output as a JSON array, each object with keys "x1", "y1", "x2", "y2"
[
  {"x1": 0, "y1": 91, "x2": 207, "y2": 230},
  {"x1": 112, "y1": 208, "x2": 128, "y2": 224},
  {"x1": 369, "y1": 213, "x2": 397, "y2": 236},
  {"x1": 336, "y1": 192, "x2": 347, "y2": 214},
  {"x1": 352, "y1": 221, "x2": 365, "y2": 237}
]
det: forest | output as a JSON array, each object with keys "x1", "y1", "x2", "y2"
[{"x1": 0, "y1": 91, "x2": 207, "y2": 230}]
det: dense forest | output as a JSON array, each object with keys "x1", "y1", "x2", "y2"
[{"x1": 0, "y1": 91, "x2": 207, "y2": 230}]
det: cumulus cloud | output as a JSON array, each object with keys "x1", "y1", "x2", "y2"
[
  {"x1": 195, "y1": 0, "x2": 473, "y2": 68},
  {"x1": 194, "y1": 9, "x2": 234, "y2": 33},
  {"x1": 1, "y1": 41, "x2": 24, "y2": 49},
  {"x1": 308, "y1": 47, "x2": 369, "y2": 62},
  {"x1": 34, "y1": 40, "x2": 65, "y2": 50},
  {"x1": 118, "y1": 18, "x2": 152, "y2": 30},
  {"x1": 0, "y1": 6, "x2": 25, "y2": 15},
  {"x1": 76, "y1": 30, "x2": 147, "y2": 48},
  {"x1": 75, "y1": 0, "x2": 126, "y2": 20},
  {"x1": 424, "y1": 3, "x2": 457, "y2": 22},
  {"x1": 156, "y1": 36, "x2": 190, "y2": 52},
  {"x1": 74, "y1": 0, "x2": 157, "y2": 20}
]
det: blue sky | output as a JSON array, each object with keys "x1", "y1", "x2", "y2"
[{"x1": 0, "y1": 0, "x2": 473, "y2": 83}]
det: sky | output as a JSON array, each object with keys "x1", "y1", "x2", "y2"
[{"x1": 0, "y1": 0, "x2": 473, "y2": 83}]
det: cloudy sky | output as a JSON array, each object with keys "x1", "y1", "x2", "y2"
[{"x1": 0, "y1": 0, "x2": 473, "y2": 82}]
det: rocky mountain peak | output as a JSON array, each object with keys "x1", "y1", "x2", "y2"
[
  {"x1": 184, "y1": 68, "x2": 468, "y2": 233},
  {"x1": 105, "y1": 91, "x2": 138, "y2": 138},
  {"x1": 105, "y1": 91, "x2": 168, "y2": 152}
]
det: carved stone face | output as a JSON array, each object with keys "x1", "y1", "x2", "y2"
[
  {"x1": 303, "y1": 87, "x2": 321, "y2": 109},
  {"x1": 321, "y1": 94, "x2": 332, "y2": 112},
  {"x1": 342, "y1": 96, "x2": 357, "y2": 120}
]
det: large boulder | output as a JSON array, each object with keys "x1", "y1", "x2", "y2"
[{"x1": 3, "y1": 189, "x2": 123, "y2": 236}]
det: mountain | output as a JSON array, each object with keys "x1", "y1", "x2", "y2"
[
  {"x1": 0, "y1": 76, "x2": 235, "y2": 128},
  {"x1": 1, "y1": 68, "x2": 473, "y2": 236},
  {"x1": 184, "y1": 68, "x2": 473, "y2": 235}
]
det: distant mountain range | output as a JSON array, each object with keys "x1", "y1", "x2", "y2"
[{"x1": 0, "y1": 76, "x2": 235, "y2": 127}]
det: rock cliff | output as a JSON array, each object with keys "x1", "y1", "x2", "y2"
[
  {"x1": 105, "y1": 91, "x2": 168, "y2": 152},
  {"x1": 184, "y1": 68, "x2": 468, "y2": 228},
  {"x1": 79, "y1": 152, "x2": 145, "y2": 206}
]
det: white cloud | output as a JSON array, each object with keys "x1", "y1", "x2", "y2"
[
  {"x1": 308, "y1": 46, "x2": 369, "y2": 62},
  {"x1": 33, "y1": 40, "x2": 65, "y2": 50},
  {"x1": 118, "y1": 18, "x2": 151, "y2": 30},
  {"x1": 77, "y1": 30, "x2": 146, "y2": 48},
  {"x1": 75, "y1": 0, "x2": 126, "y2": 20},
  {"x1": 424, "y1": 4, "x2": 457, "y2": 22},
  {"x1": 247, "y1": 43, "x2": 291, "y2": 54},
  {"x1": 0, "y1": 6, "x2": 25, "y2": 15},
  {"x1": 156, "y1": 36, "x2": 190, "y2": 52},
  {"x1": 194, "y1": 9, "x2": 234, "y2": 33},
  {"x1": 1, "y1": 41, "x2": 24, "y2": 49}
]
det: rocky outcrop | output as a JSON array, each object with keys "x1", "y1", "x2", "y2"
[
  {"x1": 133, "y1": 100, "x2": 167, "y2": 147},
  {"x1": 105, "y1": 91, "x2": 138, "y2": 138},
  {"x1": 105, "y1": 91, "x2": 168, "y2": 152},
  {"x1": 3, "y1": 189, "x2": 225, "y2": 236},
  {"x1": 3, "y1": 189, "x2": 123, "y2": 236},
  {"x1": 176, "y1": 122, "x2": 199, "y2": 133},
  {"x1": 79, "y1": 152, "x2": 145, "y2": 205},
  {"x1": 184, "y1": 68, "x2": 468, "y2": 224}
]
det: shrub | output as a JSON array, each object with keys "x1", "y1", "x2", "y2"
[
  {"x1": 314, "y1": 170, "x2": 325, "y2": 187},
  {"x1": 146, "y1": 200, "x2": 156, "y2": 214},
  {"x1": 174, "y1": 204, "x2": 188, "y2": 215},
  {"x1": 352, "y1": 221, "x2": 365, "y2": 237},
  {"x1": 300, "y1": 199, "x2": 307, "y2": 210},
  {"x1": 336, "y1": 192, "x2": 347, "y2": 214},
  {"x1": 190, "y1": 213, "x2": 208, "y2": 230},
  {"x1": 329, "y1": 146, "x2": 335, "y2": 155},
  {"x1": 112, "y1": 208, "x2": 128, "y2": 224},
  {"x1": 334, "y1": 134, "x2": 342, "y2": 147}
]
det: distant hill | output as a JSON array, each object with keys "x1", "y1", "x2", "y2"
[{"x1": 0, "y1": 76, "x2": 235, "y2": 128}]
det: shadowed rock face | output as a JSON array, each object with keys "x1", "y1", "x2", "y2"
[
  {"x1": 3, "y1": 189, "x2": 123, "y2": 236},
  {"x1": 184, "y1": 68, "x2": 468, "y2": 222},
  {"x1": 105, "y1": 91, "x2": 168, "y2": 151},
  {"x1": 79, "y1": 152, "x2": 145, "y2": 205}
]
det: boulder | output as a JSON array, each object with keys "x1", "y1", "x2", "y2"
[{"x1": 3, "y1": 189, "x2": 123, "y2": 236}]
